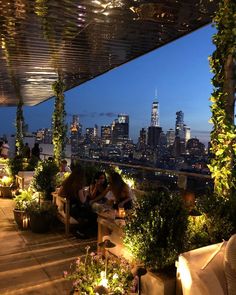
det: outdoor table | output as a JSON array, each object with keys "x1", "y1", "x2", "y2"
[{"x1": 97, "y1": 209, "x2": 131, "y2": 260}]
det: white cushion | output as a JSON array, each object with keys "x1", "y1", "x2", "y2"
[
  {"x1": 178, "y1": 243, "x2": 227, "y2": 295},
  {"x1": 224, "y1": 234, "x2": 236, "y2": 295}
]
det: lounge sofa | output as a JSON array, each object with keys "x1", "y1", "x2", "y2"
[{"x1": 176, "y1": 234, "x2": 236, "y2": 295}]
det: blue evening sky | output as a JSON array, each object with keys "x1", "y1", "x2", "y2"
[{"x1": 0, "y1": 24, "x2": 215, "y2": 145}]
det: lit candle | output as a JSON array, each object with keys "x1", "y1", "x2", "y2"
[
  {"x1": 23, "y1": 217, "x2": 29, "y2": 229},
  {"x1": 118, "y1": 208, "x2": 125, "y2": 218}
]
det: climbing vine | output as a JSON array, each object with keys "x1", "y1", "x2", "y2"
[
  {"x1": 52, "y1": 78, "x2": 67, "y2": 166},
  {"x1": 208, "y1": 0, "x2": 236, "y2": 198},
  {"x1": 15, "y1": 100, "x2": 24, "y2": 156}
]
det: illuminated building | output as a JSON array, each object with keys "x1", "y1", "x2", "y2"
[
  {"x1": 70, "y1": 115, "x2": 81, "y2": 155},
  {"x1": 86, "y1": 125, "x2": 98, "y2": 142},
  {"x1": 166, "y1": 128, "x2": 175, "y2": 147},
  {"x1": 175, "y1": 111, "x2": 185, "y2": 140},
  {"x1": 112, "y1": 114, "x2": 129, "y2": 145},
  {"x1": 184, "y1": 125, "x2": 191, "y2": 143},
  {"x1": 138, "y1": 128, "x2": 147, "y2": 149},
  {"x1": 101, "y1": 125, "x2": 112, "y2": 145}
]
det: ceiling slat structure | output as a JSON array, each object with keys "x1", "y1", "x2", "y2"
[{"x1": 0, "y1": 0, "x2": 219, "y2": 106}]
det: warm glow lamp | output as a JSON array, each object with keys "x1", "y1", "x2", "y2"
[{"x1": 97, "y1": 237, "x2": 116, "y2": 292}]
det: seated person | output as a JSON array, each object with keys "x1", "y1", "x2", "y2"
[
  {"x1": 58, "y1": 165, "x2": 95, "y2": 238},
  {"x1": 107, "y1": 171, "x2": 134, "y2": 210},
  {"x1": 89, "y1": 171, "x2": 109, "y2": 205},
  {"x1": 60, "y1": 159, "x2": 71, "y2": 173}
]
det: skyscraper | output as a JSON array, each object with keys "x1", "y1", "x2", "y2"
[
  {"x1": 85, "y1": 125, "x2": 98, "y2": 142},
  {"x1": 175, "y1": 111, "x2": 185, "y2": 140},
  {"x1": 150, "y1": 90, "x2": 160, "y2": 127},
  {"x1": 138, "y1": 128, "x2": 147, "y2": 149},
  {"x1": 151, "y1": 101, "x2": 160, "y2": 127},
  {"x1": 166, "y1": 128, "x2": 175, "y2": 147},
  {"x1": 70, "y1": 115, "x2": 81, "y2": 154},
  {"x1": 101, "y1": 125, "x2": 112, "y2": 145},
  {"x1": 147, "y1": 126, "x2": 162, "y2": 148},
  {"x1": 184, "y1": 125, "x2": 191, "y2": 143},
  {"x1": 112, "y1": 114, "x2": 129, "y2": 144}
]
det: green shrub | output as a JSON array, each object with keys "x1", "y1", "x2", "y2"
[
  {"x1": 186, "y1": 193, "x2": 235, "y2": 250},
  {"x1": 26, "y1": 201, "x2": 57, "y2": 217},
  {"x1": 124, "y1": 191, "x2": 188, "y2": 272},
  {"x1": 8, "y1": 157, "x2": 24, "y2": 178},
  {"x1": 31, "y1": 159, "x2": 59, "y2": 200}
]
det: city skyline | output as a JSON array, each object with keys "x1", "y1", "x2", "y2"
[{"x1": 0, "y1": 24, "x2": 215, "y2": 145}]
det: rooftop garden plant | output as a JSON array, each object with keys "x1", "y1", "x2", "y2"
[
  {"x1": 186, "y1": 192, "x2": 236, "y2": 250},
  {"x1": 14, "y1": 190, "x2": 35, "y2": 211},
  {"x1": 64, "y1": 245, "x2": 134, "y2": 295},
  {"x1": 208, "y1": 0, "x2": 236, "y2": 199},
  {"x1": 26, "y1": 200, "x2": 57, "y2": 233},
  {"x1": 0, "y1": 175, "x2": 13, "y2": 187},
  {"x1": 31, "y1": 159, "x2": 59, "y2": 200},
  {"x1": 124, "y1": 190, "x2": 189, "y2": 272},
  {"x1": 55, "y1": 171, "x2": 71, "y2": 187},
  {"x1": 8, "y1": 156, "x2": 24, "y2": 178},
  {"x1": 52, "y1": 79, "x2": 67, "y2": 166}
]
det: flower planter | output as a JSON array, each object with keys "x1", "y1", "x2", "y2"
[
  {"x1": 141, "y1": 271, "x2": 176, "y2": 295},
  {"x1": 0, "y1": 186, "x2": 12, "y2": 198},
  {"x1": 13, "y1": 209, "x2": 29, "y2": 230},
  {"x1": 29, "y1": 213, "x2": 53, "y2": 233}
]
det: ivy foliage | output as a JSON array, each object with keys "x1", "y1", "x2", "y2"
[
  {"x1": 208, "y1": 0, "x2": 236, "y2": 198},
  {"x1": 52, "y1": 79, "x2": 67, "y2": 166},
  {"x1": 124, "y1": 191, "x2": 188, "y2": 271},
  {"x1": 15, "y1": 101, "x2": 24, "y2": 156}
]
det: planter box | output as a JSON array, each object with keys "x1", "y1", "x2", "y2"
[
  {"x1": 0, "y1": 186, "x2": 12, "y2": 198},
  {"x1": 141, "y1": 271, "x2": 176, "y2": 295},
  {"x1": 29, "y1": 213, "x2": 52, "y2": 233}
]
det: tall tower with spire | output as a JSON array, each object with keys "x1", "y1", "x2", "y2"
[{"x1": 151, "y1": 90, "x2": 160, "y2": 127}]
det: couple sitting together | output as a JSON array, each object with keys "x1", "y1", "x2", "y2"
[{"x1": 58, "y1": 165, "x2": 133, "y2": 238}]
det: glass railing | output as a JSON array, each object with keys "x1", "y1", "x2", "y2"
[{"x1": 41, "y1": 153, "x2": 213, "y2": 197}]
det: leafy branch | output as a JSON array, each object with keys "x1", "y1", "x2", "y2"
[{"x1": 208, "y1": 0, "x2": 236, "y2": 198}]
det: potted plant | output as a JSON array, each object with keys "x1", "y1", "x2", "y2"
[
  {"x1": 26, "y1": 200, "x2": 57, "y2": 233},
  {"x1": 13, "y1": 190, "x2": 34, "y2": 229},
  {"x1": 0, "y1": 175, "x2": 13, "y2": 198},
  {"x1": 31, "y1": 159, "x2": 59, "y2": 200},
  {"x1": 124, "y1": 190, "x2": 189, "y2": 294},
  {"x1": 64, "y1": 245, "x2": 135, "y2": 295}
]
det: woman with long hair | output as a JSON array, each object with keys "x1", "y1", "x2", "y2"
[
  {"x1": 89, "y1": 171, "x2": 109, "y2": 205},
  {"x1": 108, "y1": 171, "x2": 133, "y2": 210},
  {"x1": 59, "y1": 165, "x2": 95, "y2": 238}
]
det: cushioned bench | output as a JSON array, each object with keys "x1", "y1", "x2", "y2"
[{"x1": 176, "y1": 235, "x2": 236, "y2": 295}]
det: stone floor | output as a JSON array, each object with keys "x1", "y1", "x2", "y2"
[{"x1": 0, "y1": 198, "x2": 97, "y2": 295}]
